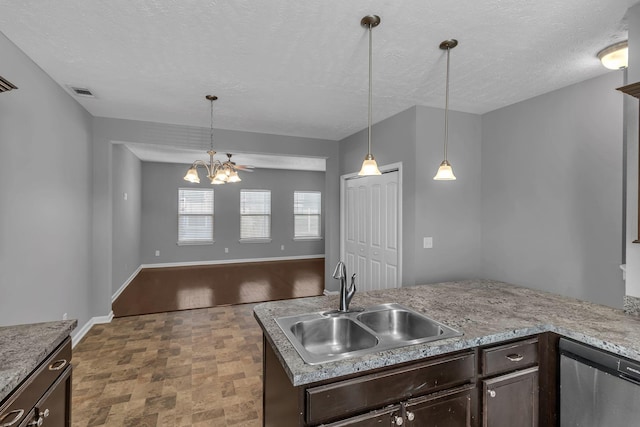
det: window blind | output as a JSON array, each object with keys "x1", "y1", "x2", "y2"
[
  {"x1": 178, "y1": 188, "x2": 214, "y2": 242},
  {"x1": 241, "y1": 190, "x2": 271, "y2": 240},
  {"x1": 294, "y1": 191, "x2": 321, "y2": 238}
]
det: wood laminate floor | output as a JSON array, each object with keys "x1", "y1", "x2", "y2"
[
  {"x1": 72, "y1": 303, "x2": 263, "y2": 427},
  {"x1": 113, "y1": 258, "x2": 325, "y2": 317}
]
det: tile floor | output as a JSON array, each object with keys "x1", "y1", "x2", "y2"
[{"x1": 72, "y1": 303, "x2": 263, "y2": 426}]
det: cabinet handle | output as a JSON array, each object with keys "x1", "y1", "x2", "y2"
[
  {"x1": 0, "y1": 409, "x2": 24, "y2": 427},
  {"x1": 488, "y1": 389, "x2": 496, "y2": 398},
  {"x1": 406, "y1": 411, "x2": 415, "y2": 421},
  {"x1": 28, "y1": 409, "x2": 49, "y2": 427},
  {"x1": 48, "y1": 359, "x2": 67, "y2": 371},
  {"x1": 505, "y1": 353, "x2": 524, "y2": 362},
  {"x1": 393, "y1": 415, "x2": 404, "y2": 425}
]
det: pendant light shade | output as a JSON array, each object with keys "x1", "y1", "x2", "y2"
[
  {"x1": 434, "y1": 39, "x2": 458, "y2": 181},
  {"x1": 358, "y1": 15, "x2": 382, "y2": 176}
]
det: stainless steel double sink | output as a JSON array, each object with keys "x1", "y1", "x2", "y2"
[{"x1": 275, "y1": 303, "x2": 462, "y2": 364}]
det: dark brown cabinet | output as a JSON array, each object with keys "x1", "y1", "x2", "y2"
[
  {"x1": 481, "y1": 367, "x2": 538, "y2": 427},
  {"x1": 0, "y1": 338, "x2": 72, "y2": 427},
  {"x1": 405, "y1": 385, "x2": 475, "y2": 427},
  {"x1": 479, "y1": 338, "x2": 540, "y2": 427},
  {"x1": 264, "y1": 336, "x2": 477, "y2": 426},
  {"x1": 264, "y1": 334, "x2": 555, "y2": 427}
]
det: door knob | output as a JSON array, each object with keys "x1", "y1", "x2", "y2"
[{"x1": 488, "y1": 389, "x2": 496, "y2": 398}]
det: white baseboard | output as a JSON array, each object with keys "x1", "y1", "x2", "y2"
[
  {"x1": 72, "y1": 311, "x2": 114, "y2": 349},
  {"x1": 112, "y1": 266, "x2": 143, "y2": 302},
  {"x1": 323, "y1": 289, "x2": 339, "y2": 296},
  {"x1": 141, "y1": 254, "x2": 325, "y2": 270}
]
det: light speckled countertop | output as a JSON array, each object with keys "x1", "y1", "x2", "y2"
[
  {"x1": 0, "y1": 320, "x2": 76, "y2": 404},
  {"x1": 253, "y1": 280, "x2": 640, "y2": 386}
]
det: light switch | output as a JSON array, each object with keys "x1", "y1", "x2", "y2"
[
  {"x1": 423, "y1": 237, "x2": 433, "y2": 249},
  {"x1": 155, "y1": 250, "x2": 160, "y2": 257},
  {"x1": 224, "y1": 248, "x2": 229, "y2": 253}
]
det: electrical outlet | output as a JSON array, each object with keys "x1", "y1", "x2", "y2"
[
  {"x1": 423, "y1": 237, "x2": 433, "y2": 249},
  {"x1": 281, "y1": 245, "x2": 285, "y2": 251},
  {"x1": 155, "y1": 250, "x2": 160, "y2": 257},
  {"x1": 63, "y1": 313, "x2": 68, "y2": 320},
  {"x1": 224, "y1": 248, "x2": 229, "y2": 253},
  {"x1": 123, "y1": 192, "x2": 128, "y2": 201}
]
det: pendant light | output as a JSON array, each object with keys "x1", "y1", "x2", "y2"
[
  {"x1": 434, "y1": 39, "x2": 458, "y2": 181},
  {"x1": 358, "y1": 15, "x2": 382, "y2": 176}
]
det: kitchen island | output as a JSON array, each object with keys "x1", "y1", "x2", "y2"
[{"x1": 254, "y1": 280, "x2": 640, "y2": 426}]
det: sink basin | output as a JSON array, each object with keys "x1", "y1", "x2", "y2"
[
  {"x1": 275, "y1": 303, "x2": 462, "y2": 365},
  {"x1": 290, "y1": 317, "x2": 378, "y2": 355},
  {"x1": 357, "y1": 308, "x2": 456, "y2": 342}
]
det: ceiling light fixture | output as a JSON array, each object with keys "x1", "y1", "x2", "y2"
[
  {"x1": 434, "y1": 39, "x2": 458, "y2": 181},
  {"x1": 358, "y1": 15, "x2": 382, "y2": 176},
  {"x1": 598, "y1": 41, "x2": 628, "y2": 70},
  {"x1": 183, "y1": 95, "x2": 250, "y2": 185}
]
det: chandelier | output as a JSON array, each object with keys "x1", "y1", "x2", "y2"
[{"x1": 183, "y1": 95, "x2": 244, "y2": 184}]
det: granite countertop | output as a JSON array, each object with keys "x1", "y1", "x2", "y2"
[
  {"x1": 253, "y1": 280, "x2": 640, "y2": 386},
  {"x1": 0, "y1": 320, "x2": 77, "y2": 404}
]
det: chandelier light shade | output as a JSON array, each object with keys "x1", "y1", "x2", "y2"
[
  {"x1": 358, "y1": 15, "x2": 382, "y2": 176},
  {"x1": 183, "y1": 95, "x2": 246, "y2": 185},
  {"x1": 597, "y1": 41, "x2": 628, "y2": 70},
  {"x1": 434, "y1": 39, "x2": 458, "y2": 181}
]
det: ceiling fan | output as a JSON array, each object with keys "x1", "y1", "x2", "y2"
[{"x1": 222, "y1": 153, "x2": 254, "y2": 172}]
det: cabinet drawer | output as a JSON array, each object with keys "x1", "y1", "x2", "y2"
[
  {"x1": 306, "y1": 351, "x2": 476, "y2": 425},
  {"x1": 481, "y1": 338, "x2": 538, "y2": 377},
  {"x1": 0, "y1": 338, "x2": 71, "y2": 427}
]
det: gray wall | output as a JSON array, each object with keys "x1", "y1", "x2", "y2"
[
  {"x1": 414, "y1": 106, "x2": 483, "y2": 283},
  {"x1": 339, "y1": 105, "x2": 483, "y2": 288},
  {"x1": 93, "y1": 117, "x2": 339, "y2": 308},
  {"x1": 112, "y1": 144, "x2": 141, "y2": 294},
  {"x1": 0, "y1": 32, "x2": 94, "y2": 330},
  {"x1": 625, "y1": 3, "x2": 640, "y2": 298},
  {"x1": 481, "y1": 71, "x2": 624, "y2": 307},
  {"x1": 140, "y1": 162, "x2": 325, "y2": 264}
]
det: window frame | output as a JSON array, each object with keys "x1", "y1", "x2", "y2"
[
  {"x1": 293, "y1": 190, "x2": 323, "y2": 240},
  {"x1": 177, "y1": 187, "x2": 214, "y2": 245},
  {"x1": 239, "y1": 189, "x2": 272, "y2": 242}
]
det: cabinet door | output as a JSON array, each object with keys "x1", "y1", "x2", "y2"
[
  {"x1": 482, "y1": 367, "x2": 538, "y2": 427},
  {"x1": 405, "y1": 385, "x2": 476, "y2": 427},
  {"x1": 22, "y1": 366, "x2": 72, "y2": 427},
  {"x1": 321, "y1": 405, "x2": 402, "y2": 427}
]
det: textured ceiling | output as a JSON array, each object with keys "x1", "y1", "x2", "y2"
[{"x1": 0, "y1": 0, "x2": 633, "y2": 141}]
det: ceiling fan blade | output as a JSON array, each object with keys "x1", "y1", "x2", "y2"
[{"x1": 234, "y1": 165, "x2": 255, "y2": 171}]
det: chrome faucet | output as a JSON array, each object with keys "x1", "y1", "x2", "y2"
[{"x1": 332, "y1": 261, "x2": 356, "y2": 312}]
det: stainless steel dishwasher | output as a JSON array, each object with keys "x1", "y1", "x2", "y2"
[{"x1": 560, "y1": 338, "x2": 640, "y2": 426}]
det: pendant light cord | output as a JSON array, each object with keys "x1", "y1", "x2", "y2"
[
  {"x1": 444, "y1": 46, "x2": 450, "y2": 162},
  {"x1": 367, "y1": 23, "x2": 373, "y2": 156},
  {"x1": 210, "y1": 98, "x2": 214, "y2": 152}
]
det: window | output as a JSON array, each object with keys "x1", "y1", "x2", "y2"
[
  {"x1": 294, "y1": 191, "x2": 322, "y2": 238},
  {"x1": 240, "y1": 190, "x2": 271, "y2": 240},
  {"x1": 178, "y1": 188, "x2": 214, "y2": 244}
]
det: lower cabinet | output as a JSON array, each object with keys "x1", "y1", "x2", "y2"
[
  {"x1": 264, "y1": 334, "x2": 554, "y2": 427},
  {"x1": 321, "y1": 385, "x2": 476, "y2": 427},
  {"x1": 481, "y1": 367, "x2": 538, "y2": 427},
  {"x1": 479, "y1": 338, "x2": 540, "y2": 427},
  {"x1": 0, "y1": 338, "x2": 72, "y2": 427}
]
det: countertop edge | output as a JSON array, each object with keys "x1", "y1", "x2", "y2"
[{"x1": 0, "y1": 320, "x2": 77, "y2": 404}]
